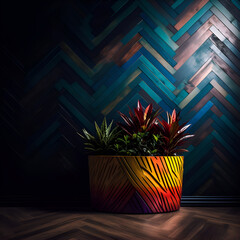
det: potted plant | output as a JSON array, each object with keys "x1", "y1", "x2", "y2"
[{"x1": 78, "y1": 101, "x2": 194, "y2": 213}]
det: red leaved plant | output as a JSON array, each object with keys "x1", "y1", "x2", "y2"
[
  {"x1": 157, "y1": 109, "x2": 194, "y2": 155},
  {"x1": 118, "y1": 100, "x2": 194, "y2": 156},
  {"x1": 117, "y1": 100, "x2": 161, "y2": 136}
]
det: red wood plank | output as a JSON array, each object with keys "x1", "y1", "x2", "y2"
[
  {"x1": 176, "y1": 32, "x2": 190, "y2": 47},
  {"x1": 112, "y1": 33, "x2": 142, "y2": 66},
  {"x1": 118, "y1": 42, "x2": 142, "y2": 66},
  {"x1": 174, "y1": 18, "x2": 213, "y2": 70},
  {"x1": 185, "y1": 59, "x2": 213, "y2": 93},
  {"x1": 174, "y1": 0, "x2": 209, "y2": 30}
]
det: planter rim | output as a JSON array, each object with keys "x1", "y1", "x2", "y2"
[{"x1": 88, "y1": 155, "x2": 184, "y2": 157}]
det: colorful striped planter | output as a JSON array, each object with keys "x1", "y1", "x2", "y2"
[{"x1": 88, "y1": 155, "x2": 184, "y2": 213}]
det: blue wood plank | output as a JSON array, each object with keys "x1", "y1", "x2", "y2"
[
  {"x1": 188, "y1": 101, "x2": 214, "y2": 127},
  {"x1": 140, "y1": 12, "x2": 158, "y2": 29},
  {"x1": 187, "y1": 10, "x2": 213, "y2": 35},
  {"x1": 122, "y1": 50, "x2": 142, "y2": 70}
]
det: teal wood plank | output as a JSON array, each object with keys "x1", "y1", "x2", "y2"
[
  {"x1": 139, "y1": 81, "x2": 162, "y2": 103},
  {"x1": 139, "y1": 55, "x2": 176, "y2": 91},
  {"x1": 174, "y1": 89, "x2": 188, "y2": 105},
  {"x1": 172, "y1": 2, "x2": 213, "y2": 41},
  {"x1": 155, "y1": 25, "x2": 179, "y2": 51},
  {"x1": 140, "y1": 22, "x2": 176, "y2": 57},
  {"x1": 231, "y1": 0, "x2": 240, "y2": 10},
  {"x1": 172, "y1": 0, "x2": 185, "y2": 9},
  {"x1": 139, "y1": 63, "x2": 176, "y2": 100}
]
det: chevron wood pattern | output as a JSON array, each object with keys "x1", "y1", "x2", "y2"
[{"x1": 1, "y1": 0, "x2": 240, "y2": 199}]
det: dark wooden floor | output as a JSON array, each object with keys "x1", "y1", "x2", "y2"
[{"x1": 0, "y1": 207, "x2": 239, "y2": 240}]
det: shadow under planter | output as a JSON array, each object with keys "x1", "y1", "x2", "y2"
[{"x1": 88, "y1": 156, "x2": 184, "y2": 213}]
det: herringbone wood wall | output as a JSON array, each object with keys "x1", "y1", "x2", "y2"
[{"x1": 1, "y1": 0, "x2": 240, "y2": 200}]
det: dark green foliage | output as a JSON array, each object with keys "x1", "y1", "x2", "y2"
[
  {"x1": 78, "y1": 101, "x2": 194, "y2": 156},
  {"x1": 114, "y1": 132, "x2": 161, "y2": 156},
  {"x1": 77, "y1": 117, "x2": 120, "y2": 155}
]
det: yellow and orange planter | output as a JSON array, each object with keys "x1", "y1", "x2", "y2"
[{"x1": 88, "y1": 156, "x2": 184, "y2": 213}]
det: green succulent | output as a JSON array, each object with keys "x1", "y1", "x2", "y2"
[{"x1": 77, "y1": 117, "x2": 120, "y2": 155}]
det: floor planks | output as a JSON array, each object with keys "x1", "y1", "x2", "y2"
[{"x1": 0, "y1": 207, "x2": 240, "y2": 240}]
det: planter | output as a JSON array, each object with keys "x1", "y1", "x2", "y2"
[{"x1": 88, "y1": 155, "x2": 184, "y2": 213}]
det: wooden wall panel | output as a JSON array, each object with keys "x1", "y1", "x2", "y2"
[{"x1": 0, "y1": 0, "x2": 240, "y2": 198}]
